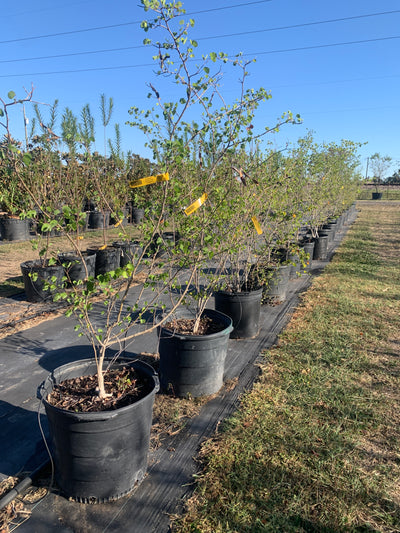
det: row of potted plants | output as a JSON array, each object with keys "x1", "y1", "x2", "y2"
[{"x1": 0, "y1": 0, "x2": 361, "y2": 504}]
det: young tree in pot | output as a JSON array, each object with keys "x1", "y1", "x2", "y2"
[
  {"x1": 0, "y1": 88, "x2": 196, "y2": 500},
  {"x1": 211, "y1": 150, "x2": 267, "y2": 338},
  {"x1": 0, "y1": 90, "x2": 37, "y2": 240},
  {"x1": 128, "y1": 0, "x2": 301, "y2": 392},
  {"x1": 369, "y1": 152, "x2": 391, "y2": 199}
]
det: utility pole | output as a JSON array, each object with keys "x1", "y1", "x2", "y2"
[{"x1": 365, "y1": 157, "x2": 369, "y2": 180}]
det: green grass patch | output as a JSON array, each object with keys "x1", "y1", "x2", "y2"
[{"x1": 174, "y1": 204, "x2": 400, "y2": 533}]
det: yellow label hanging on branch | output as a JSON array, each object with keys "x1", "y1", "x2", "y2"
[
  {"x1": 129, "y1": 172, "x2": 169, "y2": 189},
  {"x1": 251, "y1": 216, "x2": 263, "y2": 235},
  {"x1": 184, "y1": 193, "x2": 208, "y2": 216}
]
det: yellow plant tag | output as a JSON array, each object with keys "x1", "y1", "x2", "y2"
[
  {"x1": 251, "y1": 216, "x2": 263, "y2": 235},
  {"x1": 114, "y1": 219, "x2": 123, "y2": 227},
  {"x1": 99, "y1": 245, "x2": 107, "y2": 250},
  {"x1": 184, "y1": 193, "x2": 208, "y2": 216},
  {"x1": 78, "y1": 236, "x2": 83, "y2": 240},
  {"x1": 129, "y1": 172, "x2": 169, "y2": 189}
]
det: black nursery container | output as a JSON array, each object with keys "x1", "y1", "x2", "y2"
[
  {"x1": 302, "y1": 242, "x2": 315, "y2": 272},
  {"x1": 263, "y1": 264, "x2": 291, "y2": 303},
  {"x1": 131, "y1": 207, "x2": 145, "y2": 224},
  {"x1": 20, "y1": 260, "x2": 64, "y2": 302},
  {"x1": 313, "y1": 235, "x2": 329, "y2": 260},
  {"x1": 59, "y1": 251, "x2": 96, "y2": 283},
  {"x1": 40, "y1": 358, "x2": 159, "y2": 503},
  {"x1": 0, "y1": 217, "x2": 30, "y2": 241},
  {"x1": 214, "y1": 287, "x2": 262, "y2": 339},
  {"x1": 112, "y1": 241, "x2": 142, "y2": 268},
  {"x1": 87, "y1": 246, "x2": 121, "y2": 276},
  {"x1": 88, "y1": 211, "x2": 110, "y2": 229},
  {"x1": 158, "y1": 308, "x2": 233, "y2": 397}
]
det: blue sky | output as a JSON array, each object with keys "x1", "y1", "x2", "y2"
[{"x1": 1, "y1": 0, "x2": 399, "y2": 178}]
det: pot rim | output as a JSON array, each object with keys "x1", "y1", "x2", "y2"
[
  {"x1": 157, "y1": 308, "x2": 233, "y2": 340},
  {"x1": 40, "y1": 357, "x2": 159, "y2": 420}
]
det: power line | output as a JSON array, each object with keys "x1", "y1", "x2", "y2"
[
  {"x1": 248, "y1": 34, "x2": 400, "y2": 57},
  {"x1": 201, "y1": 9, "x2": 400, "y2": 40},
  {"x1": 0, "y1": 46, "x2": 144, "y2": 64},
  {"x1": 0, "y1": 0, "x2": 272, "y2": 45},
  {"x1": 2, "y1": 9, "x2": 399, "y2": 65},
  {"x1": 1, "y1": 34, "x2": 399, "y2": 78}
]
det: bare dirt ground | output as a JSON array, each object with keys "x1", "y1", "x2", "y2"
[
  {"x1": 0, "y1": 226, "x2": 140, "y2": 339},
  {"x1": 0, "y1": 229, "x2": 128, "y2": 283}
]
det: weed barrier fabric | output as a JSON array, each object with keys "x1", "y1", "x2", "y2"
[{"x1": 0, "y1": 206, "x2": 358, "y2": 532}]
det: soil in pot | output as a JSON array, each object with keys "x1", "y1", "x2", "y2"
[
  {"x1": 20, "y1": 259, "x2": 64, "y2": 302},
  {"x1": 40, "y1": 358, "x2": 159, "y2": 503},
  {"x1": 158, "y1": 308, "x2": 233, "y2": 398},
  {"x1": 214, "y1": 287, "x2": 262, "y2": 339}
]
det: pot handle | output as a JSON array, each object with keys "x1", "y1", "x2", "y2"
[
  {"x1": 153, "y1": 372, "x2": 160, "y2": 394},
  {"x1": 37, "y1": 380, "x2": 47, "y2": 400}
]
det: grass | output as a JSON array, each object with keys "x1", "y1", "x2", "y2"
[{"x1": 173, "y1": 202, "x2": 400, "y2": 533}]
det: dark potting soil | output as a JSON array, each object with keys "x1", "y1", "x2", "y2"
[
  {"x1": 164, "y1": 316, "x2": 224, "y2": 335},
  {"x1": 47, "y1": 366, "x2": 152, "y2": 413}
]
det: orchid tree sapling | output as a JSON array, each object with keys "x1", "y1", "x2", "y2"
[{"x1": 128, "y1": 0, "x2": 300, "y2": 332}]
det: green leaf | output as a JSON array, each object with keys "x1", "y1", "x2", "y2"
[
  {"x1": 210, "y1": 52, "x2": 217, "y2": 62},
  {"x1": 22, "y1": 153, "x2": 32, "y2": 166},
  {"x1": 7, "y1": 91, "x2": 16, "y2": 100},
  {"x1": 0, "y1": 109, "x2": 4, "y2": 117}
]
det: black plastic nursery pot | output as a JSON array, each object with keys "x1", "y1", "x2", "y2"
[
  {"x1": 148, "y1": 231, "x2": 180, "y2": 258},
  {"x1": 313, "y1": 235, "x2": 329, "y2": 260},
  {"x1": 319, "y1": 228, "x2": 334, "y2": 245},
  {"x1": 158, "y1": 308, "x2": 233, "y2": 398},
  {"x1": 112, "y1": 241, "x2": 142, "y2": 268},
  {"x1": 58, "y1": 251, "x2": 96, "y2": 284},
  {"x1": 39, "y1": 358, "x2": 159, "y2": 503},
  {"x1": 214, "y1": 287, "x2": 262, "y2": 339},
  {"x1": 88, "y1": 211, "x2": 110, "y2": 230},
  {"x1": 288, "y1": 252, "x2": 302, "y2": 279},
  {"x1": 20, "y1": 259, "x2": 64, "y2": 303},
  {"x1": 302, "y1": 242, "x2": 315, "y2": 272},
  {"x1": 372, "y1": 192, "x2": 383, "y2": 200},
  {"x1": 263, "y1": 264, "x2": 291, "y2": 303},
  {"x1": 0, "y1": 217, "x2": 30, "y2": 241},
  {"x1": 131, "y1": 207, "x2": 145, "y2": 224},
  {"x1": 87, "y1": 246, "x2": 121, "y2": 276}
]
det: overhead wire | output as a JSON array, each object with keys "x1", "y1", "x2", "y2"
[
  {"x1": 0, "y1": 0, "x2": 272, "y2": 45},
  {"x1": 1, "y1": 9, "x2": 400, "y2": 65},
  {"x1": 1, "y1": 34, "x2": 399, "y2": 78}
]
